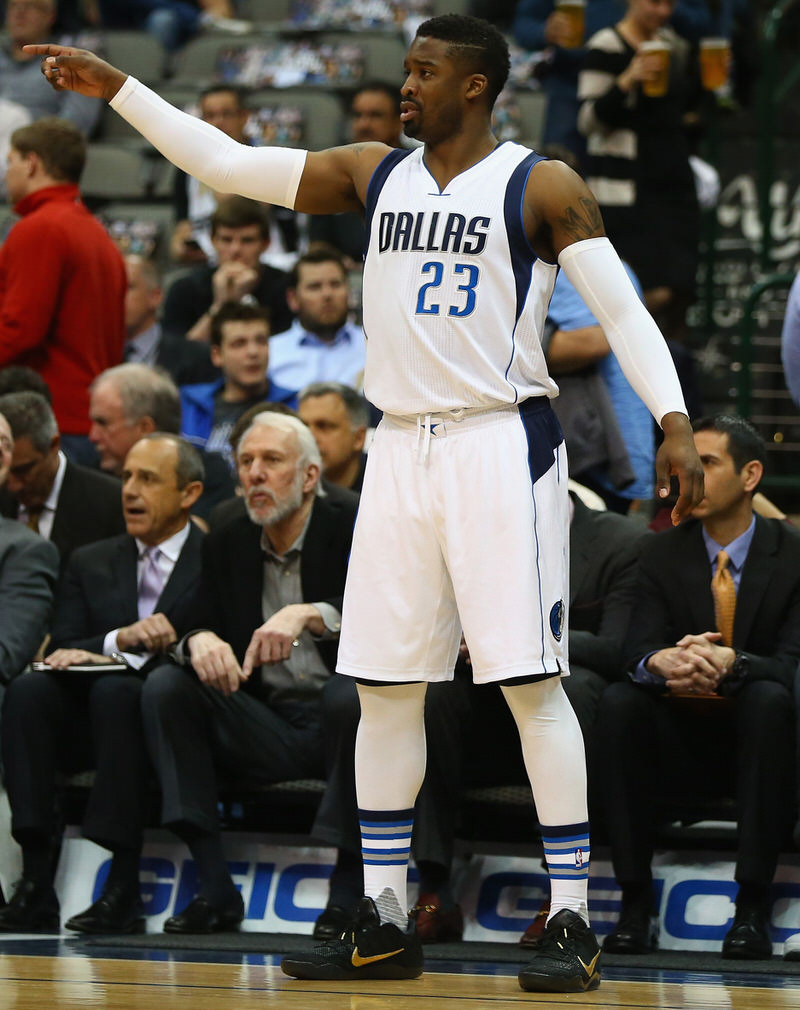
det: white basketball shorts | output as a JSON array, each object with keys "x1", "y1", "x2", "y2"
[{"x1": 336, "y1": 397, "x2": 571, "y2": 685}]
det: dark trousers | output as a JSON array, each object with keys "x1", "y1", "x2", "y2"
[
  {"x1": 596, "y1": 678, "x2": 795, "y2": 889},
  {"x1": 140, "y1": 663, "x2": 327, "y2": 833},
  {"x1": 1, "y1": 670, "x2": 149, "y2": 852},
  {"x1": 312, "y1": 674, "x2": 472, "y2": 870}
]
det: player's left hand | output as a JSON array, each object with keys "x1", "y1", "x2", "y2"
[{"x1": 656, "y1": 411, "x2": 704, "y2": 525}]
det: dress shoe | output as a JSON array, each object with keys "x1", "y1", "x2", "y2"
[
  {"x1": 411, "y1": 892, "x2": 464, "y2": 943},
  {"x1": 163, "y1": 893, "x2": 244, "y2": 934},
  {"x1": 520, "y1": 897, "x2": 551, "y2": 949},
  {"x1": 313, "y1": 903, "x2": 356, "y2": 940},
  {"x1": 602, "y1": 902, "x2": 658, "y2": 954},
  {"x1": 0, "y1": 879, "x2": 60, "y2": 933},
  {"x1": 722, "y1": 905, "x2": 772, "y2": 959},
  {"x1": 65, "y1": 884, "x2": 145, "y2": 935}
]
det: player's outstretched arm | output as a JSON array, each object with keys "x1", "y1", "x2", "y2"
[
  {"x1": 525, "y1": 159, "x2": 704, "y2": 525},
  {"x1": 26, "y1": 44, "x2": 386, "y2": 215}
]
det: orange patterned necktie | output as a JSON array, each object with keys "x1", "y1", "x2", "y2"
[{"x1": 711, "y1": 550, "x2": 736, "y2": 647}]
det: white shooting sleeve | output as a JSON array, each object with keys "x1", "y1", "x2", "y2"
[
  {"x1": 110, "y1": 76, "x2": 308, "y2": 209},
  {"x1": 558, "y1": 236, "x2": 688, "y2": 425}
]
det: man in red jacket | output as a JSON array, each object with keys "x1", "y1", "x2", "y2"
[{"x1": 0, "y1": 117, "x2": 126, "y2": 463}]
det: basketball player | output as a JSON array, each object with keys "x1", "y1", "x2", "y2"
[{"x1": 29, "y1": 15, "x2": 703, "y2": 993}]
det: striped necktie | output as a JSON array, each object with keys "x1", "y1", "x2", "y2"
[{"x1": 711, "y1": 550, "x2": 736, "y2": 647}]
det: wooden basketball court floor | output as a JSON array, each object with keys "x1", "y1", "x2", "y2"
[{"x1": 0, "y1": 938, "x2": 799, "y2": 1009}]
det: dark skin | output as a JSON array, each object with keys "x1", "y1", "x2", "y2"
[{"x1": 27, "y1": 36, "x2": 704, "y2": 523}]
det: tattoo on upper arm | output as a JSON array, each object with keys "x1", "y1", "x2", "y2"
[{"x1": 557, "y1": 197, "x2": 603, "y2": 241}]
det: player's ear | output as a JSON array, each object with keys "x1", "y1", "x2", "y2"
[{"x1": 465, "y1": 74, "x2": 489, "y2": 102}]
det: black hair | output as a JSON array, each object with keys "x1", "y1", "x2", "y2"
[
  {"x1": 691, "y1": 415, "x2": 767, "y2": 474},
  {"x1": 415, "y1": 14, "x2": 510, "y2": 106}
]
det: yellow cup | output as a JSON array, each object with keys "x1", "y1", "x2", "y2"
[
  {"x1": 555, "y1": 0, "x2": 586, "y2": 49},
  {"x1": 700, "y1": 37, "x2": 730, "y2": 91},
  {"x1": 639, "y1": 39, "x2": 671, "y2": 98}
]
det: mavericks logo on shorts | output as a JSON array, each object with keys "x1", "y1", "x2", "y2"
[{"x1": 549, "y1": 600, "x2": 565, "y2": 641}]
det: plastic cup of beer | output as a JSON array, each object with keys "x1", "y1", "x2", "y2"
[
  {"x1": 639, "y1": 39, "x2": 670, "y2": 97},
  {"x1": 555, "y1": 0, "x2": 585, "y2": 49},
  {"x1": 700, "y1": 37, "x2": 730, "y2": 91}
]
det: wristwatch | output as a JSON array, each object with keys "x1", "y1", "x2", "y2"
[{"x1": 719, "y1": 651, "x2": 750, "y2": 695}]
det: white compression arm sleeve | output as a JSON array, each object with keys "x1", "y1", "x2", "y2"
[
  {"x1": 558, "y1": 236, "x2": 688, "y2": 425},
  {"x1": 109, "y1": 76, "x2": 307, "y2": 209}
]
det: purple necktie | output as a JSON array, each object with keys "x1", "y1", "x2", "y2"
[{"x1": 138, "y1": 547, "x2": 164, "y2": 620}]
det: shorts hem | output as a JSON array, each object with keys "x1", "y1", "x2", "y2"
[
  {"x1": 336, "y1": 663, "x2": 453, "y2": 683},
  {"x1": 473, "y1": 663, "x2": 568, "y2": 685}
]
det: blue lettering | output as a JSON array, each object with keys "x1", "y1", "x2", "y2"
[
  {"x1": 463, "y1": 216, "x2": 490, "y2": 255},
  {"x1": 274, "y1": 863, "x2": 332, "y2": 923},
  {"x1": 393, "y1": 212, "x2": 414, "y2": 251},
  {"x1": 139, "y1": 857, "x2": 178, "y2": 916},
  {"x1": 664, "y1": 879, "x2": 738, "y2": 941},
  {"x1": 425, "y1": 212, "x2": 441, "y2": 251},
  {"x1": 476, "y1": 871, "x2": 549, "y2": 931},
  {"x1": 378, "y1": 213, "x2": 394, "y2": 253},
  {"x1": 247, "y1": 863, "x2": 275, "y2": 920},
  {"x1": 441, "y1": 213, "x2": 466, "y2": 253}
]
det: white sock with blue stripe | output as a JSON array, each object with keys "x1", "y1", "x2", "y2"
[
  {"x1": 359, "y1": 808, "x2": 414, "y2": 929},
  {"x1": 541, "y1": 821, "x2": 590, "y2": 924}
]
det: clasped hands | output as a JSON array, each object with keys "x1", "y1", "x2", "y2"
[
  {"x1": 187, "y1": 604, "x2": 324, "y2": 696},
  {"x1": 646, "y1": 631, "x2": 735, "y2": 695},
  {"x1": 45, "y1": 613, "x2": 177, "y2": 669}
]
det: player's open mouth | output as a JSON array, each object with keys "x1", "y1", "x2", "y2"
[{"x1": 400, "y1": 102, "x2": 419, "y2": 122}]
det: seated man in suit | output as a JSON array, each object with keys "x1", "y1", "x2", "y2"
[
  {"x1": 0, "y1": 409, "x2": 59, "y2": 689},
  {"x1": 597, "y1": 415, "x2": 800, "y2": 959},
  {"x1": 0, "y1": 434, "x2": 205, "y2": 934},
  {"x1": 0, "y1": 391, "x2": 124, "y2": 577},
  {"x1": 298, "y1": 382, "x2": 369, "y2": 494},
  {"x1": 140, "y1": 412, "x2": 357, "y2": 933},
  {"x1": 123, "y1": 254, "x2": 219, "y2": 387},
  {"x1": 89, "y1": 362, "x2": 234, "y2": 522}
]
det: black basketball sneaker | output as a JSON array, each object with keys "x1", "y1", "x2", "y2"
[
  {"x1": 518, "y1": 908, "x2": 602, "y2": 993},
  {"x1": 281, "y1": 895, "x2": 424, "y2": 981}
]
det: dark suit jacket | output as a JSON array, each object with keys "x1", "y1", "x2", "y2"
[
  {"x1": 625, "y1": 515, "x2": 800, "y2": 691},
  {"x1": 0, "y1": 517, "x2": 59, "y2": 683},
  {"x1": 50, "y1": 522, "x2": 205, "y2": 661},
  {"x1": 1, "y1": 460, "x2": 125, "y2": 578},
  {"x1": 568, "y1": 493, "x2": 648, "y2": 680},
  {"x1": 194, "y1": 493, "x2": 358, "y2": 685}
]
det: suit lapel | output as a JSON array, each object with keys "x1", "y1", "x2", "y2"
[
  {"x1": 734, "y1": 517, "x2": 776, "y2": 648},
  {"x1": 678, "y1": 523, "x2": 717, "y2": 632},
  {"x1": 156, "y1": 522, "x2": 203, "y2": 614}
]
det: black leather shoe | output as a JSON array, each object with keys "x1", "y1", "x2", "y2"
[
  {"x1": 602, "y1": 903, "x2": 658, "y2": 954},
  {"x1": 65, "y1": 884, "x2": 145, "y2": 935},
  {"x1": 163, "y1": 894, "x2": 244, "y2": 934},
  {"x1": 313, "y1": 903, "x2": 356, "y2": 940},
  {"x1": 722, "y1": 906, "x2": 772, "y2": 959},
  {"x1": 0, "y1": 879, "x2": 59, "y2": 933}
]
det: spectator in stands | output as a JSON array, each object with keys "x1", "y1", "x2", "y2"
[
  {"x1": 139, "y1": 412, "x2": 357, "y2": 933},
  {"x1": 0, "y1": 118, "x2": 126, "y2": 464},
  {"x1": 171, "y1": 84, "x2": 247, "y2": 265},
  {"x1": 298, "y1": 382, "x2": 369, "y2": 494},
  {"x1": 308, "y1": 82, "x2": 404, "y2": 265},
  {"x1": 781, "y1": 271, "x2": 800, "y2": 410},
  {"x1": 96, "y1": 0, "x2": 250, "y2": 52},
  {"x1": 577, "y1": 0, "x2": 703, "y2": 344},
  {"x1": 268, "y1": 245, "x2": 366, "y2": 395},
  {"x1": 0, "y1": 392, "x2": 124, "y2": 578},
  {"x1": 597, "y1": 415, "x2": 800, "y2": 959},
  {"x1": 513, "y1": 0, "x2": 710, "y2": 167},
  {"x1": 0, "y1": 0, "x2": 101, "y2": 133},
  {"x1": 124, "y1": 254, "x2": 218, "y2": 386},
  {"x1": 89, "y1": 363, "x2": 234, "y2": 521},
  {"x1": 0, "y1": 433, "x2": 204, "y2": 934},
  {"x1": 0, "y1": 363, "x2": 51, "y2": 401},
  {"x1": 180, "y1": 302, "x2": 296, "y2": 469},
  {"x1": 162, "y1": 196, "x2": 292, "y2": 343}
]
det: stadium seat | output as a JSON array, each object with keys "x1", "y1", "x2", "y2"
[
  {"x1": 171, "y1": 30, "x2": 279, "y2": 85},
  {"x1": 514, "y1": 89, "x2": 547, "y2": 148},
  {"x1": 81, "y1": 145, "x2": 154, "y2": 200},
  {"x1": 249, "y1": 87, "x2": 345, "y2": 150},
  {"x1": 242, "y1": 0, "x2": 292, "y2": 23},
  {"x1": 103, "y1": 30, "x2": 166, "y2": 84}
]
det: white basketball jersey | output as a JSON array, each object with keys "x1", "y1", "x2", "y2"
[{"x1": 361, "y1": 142, "x2": 559, "y2": 415}]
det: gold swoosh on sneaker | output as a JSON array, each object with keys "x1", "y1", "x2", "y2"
[
  {"x1": 577, "y1": 950, "x2": 601, "y2": 977},
  {"x1": 351, "y1": 947, "x2": 404, "y2": 968}
]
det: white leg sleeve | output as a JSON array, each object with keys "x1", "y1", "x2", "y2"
[
  {"x1": 109, "y1": 76, "x2": 307, "y2": 209},
  {"x1": 558, "y1": 237, "x2": 688, "y2": 426}
]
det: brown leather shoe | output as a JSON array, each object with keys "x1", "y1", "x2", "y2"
[
  {"x1": 519, "y1": 897, "x2": 551, "y2": 949},
  {"x1": 411, "y1": 893, "x2": 464, "y2": 943}
]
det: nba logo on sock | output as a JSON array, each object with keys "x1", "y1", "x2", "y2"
[
  {"x1": 549, "y1": 600, "x2": 565, "y2": 641},
  {"x1": 575, "y1": 848, "x2": 584, "y2": 867}
]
